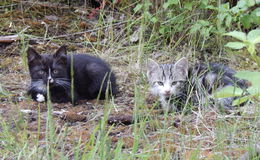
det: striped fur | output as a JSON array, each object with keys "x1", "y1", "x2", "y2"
[{"x1": 147, "y1": 57, "x2": 248, "y2": 112}]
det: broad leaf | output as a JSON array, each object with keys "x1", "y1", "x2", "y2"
[
  {"x1": 235, "y1": 0, "x2": 247, "y2": 9},
  {"x1": 247, "y1": 86, "x2": 260, "y2": 95},
  {"x1": 256, "y1": 11, "x2": 260, "y2": 16},
  {"x1": 240, "y1": 14, "x2": 251, "y2": 29},
  {"x1": 225, "y1": 42, "x2": 246, "y2": 49},
  {"x1": 214, "y1": 86, "x2": 244, "y2": 98},
  {"x1": 232, "y1": 96, "x2": 250, "y2": 106},
  {"x1": 201, "y1": 0, "x2": 209, "y2": 5},
  {"x1": 247, "y1": 29, "x2": 260, "y2": 44},
  {"x1": 248, "y1": 0, "x2": 256, "y2": 6},
  {"x1": 184, "y1": 2, "x2": 193, "y2": 10},
  {"x1": 247, "y1": 43, "x2": 256, "y2": 55},
  {"x1": 224, "y1": 31, "x2": 246, "y2": 41},
  {"x1": 217, "y1": 13, "x2": 228, "y2": 23},
  {"x1": 225, "y1": 15, "x2": 232, "y2": 28},
  {"x1": 235, "y1": 71, "x2": 260, "y2": 86},
  {"x1": 251, "y1": 8, "x2": 260, "y2": 24}
]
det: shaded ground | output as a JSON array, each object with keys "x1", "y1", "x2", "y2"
[{"x1": 0, "y1": 1, "x2": 260, "y2": 159}]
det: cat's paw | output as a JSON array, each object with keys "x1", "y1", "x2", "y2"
[{"x1": 36, "y1": 94, "x2": 45, "y2": 102}]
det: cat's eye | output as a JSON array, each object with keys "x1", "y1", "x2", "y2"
[
  {"x1": 38, "y1": 70, "x2": 44, "y2": 75},
  {"x1": 53, "y1": 70, "x2": 58, "y2": 74},
  {"x1": 157, "y1": 81, "x2": 164, "y2": 86},
  {"x1": 171, "y1": 81, "x2": 178, "y2": 86}
]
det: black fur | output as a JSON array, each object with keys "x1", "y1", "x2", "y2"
[{"x1": 27, "y1": 46, "x2": 117, "y2": 104}]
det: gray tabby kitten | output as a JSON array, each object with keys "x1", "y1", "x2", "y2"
[{"x1": 147, "y1": 57, "x2": 248, "y2": 112}]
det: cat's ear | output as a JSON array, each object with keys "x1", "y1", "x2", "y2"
[
  {"x1": 147, "y1": 59, "x2": 160, "y2": 78},
  {"x1": 54, "y1": 45, "x2": 67, "y2": 65},
  {"x1": 27, "y1": 47, "x2": 42, "y2": 63},
  {"x1": 54, "y1": 45, "x2": 67, "y2": 57},
  {"x1": 174, "y1": 57, "x2": 189, "y2": 77}
]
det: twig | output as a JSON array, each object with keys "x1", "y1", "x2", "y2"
[
  {"x1": 11, "y1": 0, "x2": 71, "y2": 9},
  {"x1": 20, "y1": 109, "x2": 67, "y2": 115},
  {"x1": 0, "y1": 35, "x2": 20, "y2": 43},
  {"x1": 0, "y1": 26, "x2": 29, "y2": 43},
  {"x1": 0, "y1": 4, "x2": 17, "y2": 9},
  {"x1": 33, "y1": 20, "x2": 130, "y2": 40},
  {"x1": 54, "y1": 21, "x2": 127, "y2": 39}
]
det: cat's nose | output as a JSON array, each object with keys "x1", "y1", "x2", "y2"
[
  {"x1": 48, "y1": 77, "x2": 54, "y2": 83},
  {"x1": 165, "y1": 90, "x2": 171, "y2": 94}
]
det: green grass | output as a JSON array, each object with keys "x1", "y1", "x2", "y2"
[
  {"x1": 0, "y1": 89, "x2": 260, "y2": 159},
  {"x1": 0, "y1": 0, "x2": 260, "y2": 159}
]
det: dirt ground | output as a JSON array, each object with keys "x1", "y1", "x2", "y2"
[{"x1": 0, "y1": 1, "x2": 259, "y2": 159}]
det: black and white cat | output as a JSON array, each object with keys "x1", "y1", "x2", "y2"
[
  {"x1": 147, "y1": 57, "x2": 248, "y2": 112},
  {"x1": 27, "y1": 45, "x2": 117, "y2": 104}
]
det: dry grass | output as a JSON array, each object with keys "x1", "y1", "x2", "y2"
[{"x1": 0, "y1": 0, "x2": 260, "y2": 159}]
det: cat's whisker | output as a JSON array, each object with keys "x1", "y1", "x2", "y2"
[
  {"x1": 55, "y1": 79, "x2": 71, "y2": 90},
  {"x1": 31, "y1": 80, "x2": 44, "y2": 83},
  {"x1": 30, "y1": 81, "x2": 44, "y2": 87},
  {"x1": 56, "y1": 80, "x2": 71, "y2": 86},
  {"x1": 56, "y1": 78, "x2": 70, "y2": 81}
]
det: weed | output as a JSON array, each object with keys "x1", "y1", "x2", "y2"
[{"x1": 0, "y1": 0, "x2": 260, "y2": 159}]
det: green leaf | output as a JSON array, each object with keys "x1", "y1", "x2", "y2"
[
  {"x1": 163, "y1": 2, "x2": 170, "y2": 9},
  {"x1": 163, "y1": 0, "x2": 179, "y2": 9},
  {"x1": 251, "y1": 8, "x2": 260, "y2": 24},
  {"x1": 247, "y1": 29, "x2": 260, "y2": 44},
  {"x1": 159, "y1": 27, "x2": 166, "y2": 34},
  {"x1": 232, "y1": 96, "x2": 250, "y2": 106},
  {"x1": 218, "y1": 3, "x2": 229, "y2": 12},
  {"x1": 248, "y1": 0, "x2": 256, "y2": 6},
  {"x1": 234, "y1": 71, "x2": 260, "y2": 100},
  {"x1": 231, "y1": 6, "x2": 240, "y2": 14},
  {"x1": 224, "y1": 31, "x2": 247, "y2": 41},
  {"x1": 214, "y1": 86, "x2": 244, "y2": 98},
  {"x1": 151, "y1": 17, "x2": 158, "y2": 23},
  {"x1": 235, "y1": 0, "x2": 248, "y2": 10},
  {"x1": 190, "y1": 20, "x2": 210, "y2": 34},
  {"x1": 201, "y1": 0, "x2": 209, "y2": 5},
  {"x1": 225, "y1": 42, "x2": 246, "y2": 49},
  {"x1": 184, "y1": 2, "x2": 193, "y2": 10},
  {"x1": 190, "y1": 23, "x2": 202, "y2": 33},
  {"x1": 247, "y1": 43, "x2": 255, "y2": 55},
  {"x1": 144, "y1": 11, "x2": 152, "y2": 19},
  {"x1": 169, "y1": 0, "x2": 179, "y2": 4},
  {"x1": 235, "y1": 71, "x2": 260, "y2": 86},
  {"x1": 144, "y1": 1, "x2": 152, "y2": 8},
  {"x1": 217, "y1": 13, "x2": 228, "y2": 24},
  {"x1": 134, "y1": 4, "x2": 143, "y2": 13},
  {"x1": 247, "y1": 86, "x2": 260, "y2": 95},
  {"x1": 225, "y1": 15, "x2": 232, "y2": 28},
  {"x1": 201, "y1": 26, "x2": 212, "y2": 37},
  {"x1": 198, "y1": 20, "x2": 210, "y2": 26},
  {"x1": 240, "y1": 14, "x2": 251, "y2": 29},
  {"x1": 205, "y1": 5, "x2": 216, "y2": 10}
]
